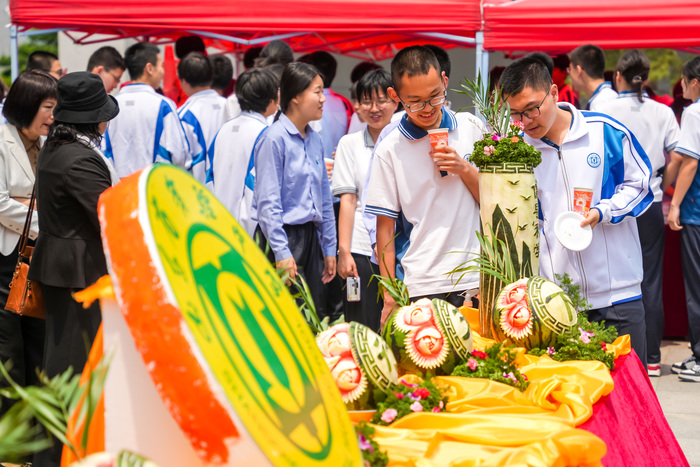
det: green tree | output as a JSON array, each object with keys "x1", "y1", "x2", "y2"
[{"x1": 0, "y1": 32, "x2": 58, "y2": 87}]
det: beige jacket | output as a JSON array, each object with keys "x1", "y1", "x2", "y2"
[{"x1": 0, "y1": 124, "x2": 39, "y2": 256}]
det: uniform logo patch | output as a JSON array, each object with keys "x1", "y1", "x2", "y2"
[{"x1": 587, "y1": 153, "x2": 601, "y2": 168}]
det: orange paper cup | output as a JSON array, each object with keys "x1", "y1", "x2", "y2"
[
  {"x1": 427, "y1": 128, "x2": 449, "y2": 148},
  {"x1": 573, "y1": 187, "x2": 593, "y2": 215}
]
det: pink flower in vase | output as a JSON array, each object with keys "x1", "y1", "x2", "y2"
[
  {"x1": 410, "y1": 401, "x2": 423, "y2": 412},
  {"x1": 492, "y1": 134, "x2": 502, "y2": 141},
  {"x1": 483, "y1": 145, "x2": 496, "y2": 155},
  {"x1": 381, "y1": 408, "x2": 398, "y2": 423},
  {"x1": 467, "y1": 358, "x2": 478, "y2": 371},
  {"x1": 512, "y1": 120, "x2": 525, "y2": 130}
]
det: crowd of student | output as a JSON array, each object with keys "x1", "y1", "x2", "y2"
[{"x1": 2, "y1": 38, "x2": 700, "y2": 465}]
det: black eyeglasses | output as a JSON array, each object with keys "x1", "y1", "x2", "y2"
[
  {"x1": 511, "y1": 89, "x2": 551, "y2": 121},
  {"x1": 399, "y1": 89, "x2": 447, "y2": 113}
]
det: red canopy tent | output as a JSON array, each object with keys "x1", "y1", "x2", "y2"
[
  {"x1": 9, "y1": 0, "x2": 483, "y2": 59},
  {"x1": 483, "y1": 0, "x2": 700, "y2": 53}
]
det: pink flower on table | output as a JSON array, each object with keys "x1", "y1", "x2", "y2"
[
  {"x1": 492, "y1": 134, "x2": 503, "y2": 141},
  {"x1": 439, "y1": 401, "x2": 444, "y2": 409},
  {"x1": 547, "y1": 346, "x2": 556, "y2": 356},
  {"x1": 358, "y1": 434, "x2": 373, "y2": 453},
  {"x1": 601, "y1": 341, "x2": 608, "y2": 350},
  {"x1": 432, "y1": 407, "x2": 441, "y2": 413},
  {"x1": 395, "y1": 392, "x2": 404, "y2": 399},
  {"x1": 410, "y1": 401, "x2": 423, "y2": 412},
  {"x1": 483, "y1": 145, "x2": 496, "y2": 155},
  {"x1": 381, "y1": 408, "x2": 398, "y2": 423},
  {"x1": 400, "y1": 379, "x2": 418, "y2": 388},
  {"x1": 503, "y1": 372, "x2": 518, "y2": 384},
  {"x1": 471, "y1": 350, "x2": 488, "y2": 360},
  {"x1": 579, "y1": 327, "x2": 595, "y2": 344},
  {"x1": 467, "y1": 358, "x2": 478, "y2": 371}
]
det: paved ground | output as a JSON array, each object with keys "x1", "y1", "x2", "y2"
[{"x1": 653, "y1": 340, "x2": 700, "y2": 467}]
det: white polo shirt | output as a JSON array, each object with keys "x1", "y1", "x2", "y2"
[
  {"x1": 178, "y1": 89, "x2": 227, "y2": 184},
  {"x1": 209, "y1": 111, "x2": 269, "y2": 236},
  {"x1": 587, "y1": 81, "x2": 618, "y2": 111},
  {"x1": 598, "y1": 91, "x2": 680, "y2": 201},
  {"x1": 365, "y1": 109, "x2": 485, "y2": 297},
  {"x1": 331, "y1": 129, "x2": 374, "y2": 257}
]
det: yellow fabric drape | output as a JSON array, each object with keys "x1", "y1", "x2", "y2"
[{"x1": 368, "y1": 308, "x2": 632, "y2": 466}]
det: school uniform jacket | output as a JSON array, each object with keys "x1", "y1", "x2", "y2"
[{"x1": 527, "y1": 102, "x2": 653, "y2": 309}]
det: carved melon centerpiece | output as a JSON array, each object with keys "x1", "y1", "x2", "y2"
[
  {"x1": 383, "y1": 298, "x2": 473, "y2": 375},
  {"x1": 493, "y1": 276, "x2": 578, "y2": 349},
  {"x1": 316, "y1": 322, "x2": 399, "y2": 410}
]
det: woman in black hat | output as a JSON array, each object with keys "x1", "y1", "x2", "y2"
[{"x1": 28, "y1": 71, "x2": 119, "y2": 467}]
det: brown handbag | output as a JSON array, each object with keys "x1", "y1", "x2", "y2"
[{"x1": 5, "y1": 186, "x2": 45, "y2": 319}]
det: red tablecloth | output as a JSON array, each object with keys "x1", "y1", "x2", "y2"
[{"x1": 579, "y1": 351, "x2": 689, "y2": 466}]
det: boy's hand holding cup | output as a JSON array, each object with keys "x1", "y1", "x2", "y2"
[{"x1": 428, "y1": 128, "x2": 449, "y2": 177}]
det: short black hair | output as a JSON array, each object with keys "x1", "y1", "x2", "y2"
[
  {"x1": 86, "y1": 46, "x2": 125, "y2": 72},
  {"x1": 125, "y1": 42, "x2": 160, "y2": 80},
  {"x1": 500, "y1": 56, "x2": 553, "y2": 97},
  {"x1": 298, "y1": 51, "x2": 336, "y2": 88},
  {"x1": 211, "y1": 55, "x2": 233, "y2": 91},
  {"x1": 570, "y1": 45, "x2": 606, "y2": 80},
  {"x1": 236, "y1": 68, "x2": 279, "y2": 114},
  {"x1": 356, "y1": 69, "x2": 392, "y2": 103},
  {"x1": 3, "y1": 71, "x2": 58, "y2": 129},
  {"x1": 350, "y1": 61, "x2": 382, "y2": 83},
  {"x1": 525, "y1": 52, "x2": 553, "y2": 76},
  {"x1": 175, "y1": 35, "x2": 206, "y2": 60},
  {"x1": 256, "y1": 40, "x2": 294, "y2": 68},
  {"x1": 243, "y1": 46, "x2": 263, "y2": 69},
  {"x1": 391, "y1": 45, "x2": 440, "y2": 92},
  {"x1": 178, "y1": 52, "x2": 213, "y2": 88},
  {"x1": 27, "y1": 51, "x2": 58, "y2": 73},
  {"x1": 423, "y1": 44, "x2": 451, "y2": 78}
]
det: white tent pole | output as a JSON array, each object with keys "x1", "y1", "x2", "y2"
[
  {"x1": 475, "y1": 31, "x2": 486, "y2": 81},
  {"x1": 10, "y1": 25, "x2": 18, "y2": 82}
]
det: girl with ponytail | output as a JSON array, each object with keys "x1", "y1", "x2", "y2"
[
  {"x1": 598, "y1": 50, "x2": 682, "y2": 376},
  {"x1": 667, "y1": 56, "x2": 700, "y2": 382},
  {"x1": 253, "y1": 62, "x2": 337, "y2": 316}
]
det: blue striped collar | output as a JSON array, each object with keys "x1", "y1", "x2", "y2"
[
  {"x1": 617, "y1": 90, "x2": 649, "y2": 99},
  {"x1": 398, "y1": 108, "x2": 458, "y2": 140}
]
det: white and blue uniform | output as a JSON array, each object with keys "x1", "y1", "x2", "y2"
[
  {"x1": 178, "y1": 89, "x2": 226, "y2": 184},
  {"x1": 587, "y1": 81, "x2": 618, "y2": 111},
  {"x1": 104, "y1": 83, "x2": 190, "y2": 179},
  {"x1": 674, "y1": 98, "x2": 700, "y2": 364},
  {"x1": 209, "y1": 110, "x2": 269, "y2": 236},
  {"x1": 529, "y1": 102, "x2": 653, "y2": 309},
  {"x1": 365, "y1": 109, "x2": 484, "y2": 298},
  {"x1": 598, "y1": 91, "x2": 680, "y2": 366}
]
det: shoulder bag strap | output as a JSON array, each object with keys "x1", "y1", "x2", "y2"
[{"x1": 18, "y1": 185, "x2": 36, "y2": 256}]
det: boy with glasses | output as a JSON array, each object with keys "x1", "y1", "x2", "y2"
[
  {"x1": 365, "y1": 46, "x2": 485, "y2": 328},
  {"x1": 501, "y1": 56, "x2": 653, "y2": 366}
]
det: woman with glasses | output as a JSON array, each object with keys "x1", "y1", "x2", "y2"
[
  {"x1": 331, "y1": 70, "x2": 397, "y2": 331},
  {"x1": 598, "y1": 50, "x2": 682, "y2": 377},
  {"x1": 254, "y1": 62, "x2": 336, "y2": 318}
]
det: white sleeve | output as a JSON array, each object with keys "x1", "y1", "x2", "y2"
[
  {"x1": 364, "y1": 144, "x2": 401, "y2": 219},
  {"x1": 594, "y1": 123, "x2": 653, "y2": 224},
  {"x1": 223, "y1": 94, "x2": 241, "y2": 121},
  {"x1": 663, "y1": 107, "x2": 681, "y2": 153},
  {"x1": 675, "y1": 108, "x2": 700, "y2": 159},
  {"x1": 331, "y1": 135, "x2": 357, "y2": 197}
]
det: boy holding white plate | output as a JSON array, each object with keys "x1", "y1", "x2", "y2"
[{"x1": 501, "y1": 57, "x2": 654, "y2": 367}]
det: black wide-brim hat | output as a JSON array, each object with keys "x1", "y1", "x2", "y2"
[{"x1": 54, "y1": 71, "x2": 120, "y2": 124}]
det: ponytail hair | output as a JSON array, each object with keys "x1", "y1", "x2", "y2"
[
  {"x1": 616, "y1": 50, "x2": 650, "y2": 103},
  {"x1": 275, "y1": 62, "x2": 322, "y2": 122}
]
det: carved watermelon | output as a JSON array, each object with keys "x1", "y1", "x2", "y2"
[
  {"x1": 317, "y1": 322, "x2": 398, "y2": 410},
  {"x1": 492, "y1": 276, "x2": 578, "y2": 349},
  {"x1": 382, "y1": 298, "x2": 473, "y2": 375}
]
